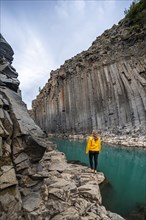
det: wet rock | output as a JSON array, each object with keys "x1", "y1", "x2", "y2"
[
  {"x1": 108, "y1": 212, "x2": 126, "y2": 220},
  {"x1": 126, "y1": 204, "x2": 146, "y2": 220}
]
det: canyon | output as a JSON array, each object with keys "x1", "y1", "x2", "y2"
[
  {"x1": 0, "y1": 34, "x2": 124, "y2": 219},
  {"x1": 0, "y1": 2, "x2": 146, "y2": 218},
  {"x1": 31, "y1": 16, "x2": 146, "y2": 147}
]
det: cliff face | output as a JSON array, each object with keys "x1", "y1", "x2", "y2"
[
  {"x1": 0, "y1": 34, "x2": 51, "y2": 219},
  {"x1": 0, "y1": 34, "x2": 20, "y2": 92},
  {"x1": 32, "y1": 19, "x2": 146, "y2": 137}
]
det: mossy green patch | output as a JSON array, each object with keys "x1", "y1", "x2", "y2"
[{"x1": 124, "y1": 0, "x2": 146, "y2": 29}]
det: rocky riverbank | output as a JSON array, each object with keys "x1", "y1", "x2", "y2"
[
  {"x1": 21, "y1": 146, "x2": 125, "y2": 220},
  {"x1": 47, "y1": 133, "x2": 146, "y2": 149}
]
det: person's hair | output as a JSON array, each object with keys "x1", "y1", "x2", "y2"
[
  {"x1": 92, "y1": 130, "x2": 98, "y2": 139},
  {"x1": 92, "y1": 130, "x2": 97, "y2": 134}
]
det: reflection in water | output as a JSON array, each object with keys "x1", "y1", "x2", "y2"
[{"x1": 52, "y1": 138, "x2": 146, "y2": 217}]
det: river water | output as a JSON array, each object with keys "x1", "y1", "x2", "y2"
[{"x1": 51, "y1": 138, "x2": 146, "y2": 218}]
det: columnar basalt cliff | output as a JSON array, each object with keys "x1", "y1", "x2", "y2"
[
  {"x1": 0, "y1": 35, "x2": 125, "y2": 220},
  {"x1": 32, "y1": 15, "x2": 146, "y2": 141}
]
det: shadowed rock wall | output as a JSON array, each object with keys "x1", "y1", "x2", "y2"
[
  {"x1": 0, "y1": 34, "x2": 51, "y2": 219},
  {"x1": 32, "y1": 20, "x2": 146, "y2": 136}
]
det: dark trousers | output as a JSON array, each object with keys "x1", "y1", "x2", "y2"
[{"x1": 89, "y1": 151, "x2": 99, "y2": 170}]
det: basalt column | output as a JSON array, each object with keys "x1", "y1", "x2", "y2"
[
  {"x1": 32, "y1": 57, "x2": 146, "y2": 135},
  {"x1": 32, "y1": 18, "x2": 146, "y2": 136}
]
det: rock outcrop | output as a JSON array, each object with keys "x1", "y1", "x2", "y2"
[
  {"x1": 0, "y1": 34, "x2": 52, "y2": 219},
  {"x1": 0, "y1": 34, "x2": 19, "y2": 92},
  {"x1": 31, "y1": 13, "x2": 146, "y2": 141},
  {"x1": 0, "y1": 35, "x2": 125, "y2": 219}
]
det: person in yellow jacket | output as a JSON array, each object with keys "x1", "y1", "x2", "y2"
[{"x1": 86, "y1": 130, "x2": 101, "y2": 173}]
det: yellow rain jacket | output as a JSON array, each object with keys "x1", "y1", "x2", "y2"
[{"x1": 86, "y1": 136, "x2": 101, "y2": 154}]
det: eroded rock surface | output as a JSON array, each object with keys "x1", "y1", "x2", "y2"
[{"x1": 21, "y1": 149, "x2": 124, "y2": 220}]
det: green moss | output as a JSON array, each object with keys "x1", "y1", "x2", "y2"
[
  {"x1": 127, "y1": 24, "x2": 141, "y2": 34},
  {"x1": 124, "y1": 0, "x2": 146, "y2": 28}
]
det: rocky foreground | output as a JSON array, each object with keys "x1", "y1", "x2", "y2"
[{"x1": 21, "y1": 148, "x2": 125, "y2": 220}]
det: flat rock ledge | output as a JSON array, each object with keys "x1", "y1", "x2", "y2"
[
  {"x1": 22, "y1": 148, "x2": 125, "y2": 220},
  {"x1": 102, "y1": 136, "x2": 146, "y2": 149}
]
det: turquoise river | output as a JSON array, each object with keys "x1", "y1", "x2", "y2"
[{"x1": 51, "y1": 138, "x2": 146, "y2": 218}]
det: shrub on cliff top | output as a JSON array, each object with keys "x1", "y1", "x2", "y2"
[{"x1": 124, "y1": 0, "x2": 146, "y2": 28}]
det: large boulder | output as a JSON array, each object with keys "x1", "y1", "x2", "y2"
[{"x1": 0, "y1": 34, "x2": 19, "y2": 92}]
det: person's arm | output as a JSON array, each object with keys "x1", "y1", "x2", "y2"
[
  {"x1": 98, "y1": 137, "x2": 101, "y2": 152},
  {"x1": 86, "y1": 137, "x2": 91, "y2": 154}
]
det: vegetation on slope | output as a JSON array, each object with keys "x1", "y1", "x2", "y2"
[{"x1": 124, "y1": 0, "x2": 146, "y2": 28}]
